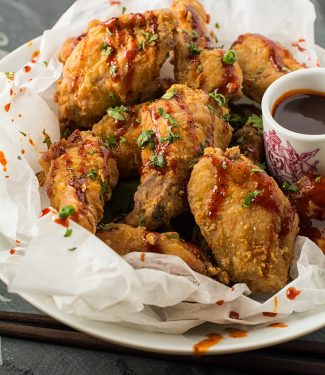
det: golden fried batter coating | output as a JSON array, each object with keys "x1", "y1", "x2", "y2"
[
  {"x1": 56, "y1": 10, "x2": 176, "y2": 128},
  {"x1": 92, "y1": 103, "x2": 145, "y2": 177},
  {"x1": 41, "y1": 130, "x2": 118, "y2": 233},
  {"x1": 97, "y1": 223, "x2": 207, "y2": 275},
  {"x1": 188, "y1": 146, "x2": 299, "y2": 293},
  {"x1": 125, "y1": 84, "x2": 232, "y2": 230},
  {"x1": 232, "y1": 33, "x2": 304, "y2": 103},
  {"x1": 172, "y1": 0, "x2": 243, "y2": 99},
  {"x1": 288, "y1": 174, "x2": 325, "y2": 252}
]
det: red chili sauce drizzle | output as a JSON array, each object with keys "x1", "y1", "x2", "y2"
[
  {"x1": 291, "y1": 38, "x2": 306, "y2": 52},
  {"x1": 262, "y1": 312, "x2": 278, "y2": 317},
  {"x1": 229, "y1": 311, "x2": 240, "y2": 320},
  {"x1": 269, "y1": 322, "x2": 288, "y2": 328},
  {"x1": 218, "y1": 60, "x2": 240, "y2": 96},
  {"x1": 40, "y1": 207, "x2": 52, "y2": 217},
  {"x1": 0, "y1": 151, "x2": 8, "y2": 172},
  {"x1": 286, "y1": 287, "x2": 301, "y2": 300},
  {"x1": 23, "y1": 66, "x2": 31, "y2": 73},
  {"x1": 4, "y1": 103, "x2": 11, "y2": 112},
  {"x1": 216, "y1": 300, "x2": 224, "y2": 305},
  {"x1": 54, "y1": 218, "x2": 69, "y2": 227},
  {"x1": 193, "y1": 333, "x2": 224, "y2": 355},
  {"x1": 205, "y1": 154, "x2": 232, "y2": 218},
  {"x1": 225, "y1": 328, "x2": 248, "y2": 338}
]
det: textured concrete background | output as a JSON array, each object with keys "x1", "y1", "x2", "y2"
[{"x1": 0, "y1": 1, "x2": 324, "y2": 374}]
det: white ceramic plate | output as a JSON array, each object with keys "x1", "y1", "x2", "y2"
[{"x1": 0, "y1": 37, "x2": 324, "y2": 356}]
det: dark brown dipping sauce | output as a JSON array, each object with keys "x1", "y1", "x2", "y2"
[{"x1": 273, "y1": 89, "x2": 325, "y2": 135}]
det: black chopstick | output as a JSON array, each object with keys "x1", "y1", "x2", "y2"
[{"x1": 0, "y1": 311, "x2": 324, "y2": 375}]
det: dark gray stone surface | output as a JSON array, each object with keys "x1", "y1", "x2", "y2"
[{"x1": 0, "y1": 1, "x2": 324, "y2": 374}]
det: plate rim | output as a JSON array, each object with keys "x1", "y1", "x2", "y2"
[{"x1": 0, "y1": 37, "x2": 324, "y2": 356}]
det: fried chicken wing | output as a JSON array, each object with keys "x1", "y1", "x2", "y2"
[
  {"x1": 232, "y1": 114, "x2": 265, "y2": 165},
  {"x1": 232, "y1": 33, "x2": 304, "y2": 103},
  {"x1": 172, "y1": 0, "x2": 243, "y2": 99},
  {"x1": 188, "y1": 146, "x2": 299, "y2": 293},
  {"x1": 288, "y1": 174, "x2": 325, "y2": 252},
  {"x1": 125, "y1": 84, "x2": 232, "y2": 230},
  {"x1": 97, "y1": 223, "x2": 207, "y2": 275},
  {"x1": 40, "y1": 130, "x2": 118, "y2": 233},
  {"x1": 56, "y1": 10, "x2": 176, "y2": 128},
  {"x1": 92, "y1": 103, "x2": 145, "y2": 177}
]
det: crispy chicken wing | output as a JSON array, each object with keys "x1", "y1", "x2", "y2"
[
  {"x1": 188, "y1": 146, "x2": 299, "y2": 293},
  {"x1": 92, "y1": 103, "x2": 145, "y2": 177},
  {"x1": 56, "y1": 10, "x2": 176, "y2": 128},
  {"x1": 97, "y1": 223, "x2": 207, "y2": 274},
  {"x1": 125, "y1": 84, "x2": 232, "y2": 230},
  {"x1": 232, "y1": 33, "x2": 304, "y2": 103},
  {"x1": 172, "y1": 0, "x2": 243, "y2": 99},
  {"x1": 288, "y1": 174, "x2": 325, "y2": 252},
  {"x1": 40, "y1": 130, "x2": 118, "y2": 233}
]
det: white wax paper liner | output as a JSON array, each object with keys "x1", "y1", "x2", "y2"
[{"x1": 0, "y1": 0, "x2": 324, "y2": 334}]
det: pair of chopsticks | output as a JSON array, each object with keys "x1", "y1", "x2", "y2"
[{"x1": 0, "y1": 311, "x2": 324, "y2": 375}]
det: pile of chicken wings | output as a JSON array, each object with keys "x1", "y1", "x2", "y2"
[{"x1": 40, "y1": 0, "x2": 324, "y2": 293}]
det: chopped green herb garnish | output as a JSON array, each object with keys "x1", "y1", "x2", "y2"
[
  {"x1": 227, "y1": 113, "x2": 246, "y2": 129},
  {"x1": 188, "y1": 42, "x2": 202, "y2": 54},
  {"x1": 137, "y1": 130, "x2": 155, "y2": 149},
  {"x1": 68, "y1": 247, "x2": 77, "y2": 252},
  {"x1": 100, "y1": 42, "x2": 113, "y2": 56},
  {"x1": 236, "y1": 136, "x2": 244, "y2": 144},
  {"x1": 104, "y1": 135, "x2": 119, "y2": 149},
  {"x1": 209, "y1": 92, "x2": 226, "y2": 107},
  {"x1": 106, "y1": 105, "x2": 129, "y2": 121},
  {"x1": 17, "y1": 156, "x2": 22, "y2": 160},
  {"x1": 159, "y1": 126, "x2": 180, "y2": 144},
  {"x1": 59, "y1": 205, "x2": 76, "y2": 219},
  {"x1": 206, "y1": 103, "x2": 216, "y2": 113},
  {"x1": 100, "y1": 181, "x2": 108, "y2": 200},
  {"x1": 257, "y1": 162, "x2": 266, "y2": 170},
  {"x1": 64, "y1": 228, "x2": 73, "y2": 237},
  {"x1": 164, "y1": 233, "x2": 180, "y2": 240},
  {"x1": 5, "y1": 72, "x2": 15, "y2": 79},
  {"x1": 223, "y1": 49, "x2": 238, "y2": 64},
  {"x1": 87, "y1": 168, "x2": 97, "y2": 180},
  {"x1": 120, "y1": 136, "x2": 126, "y2": 143},
  {"x1": 136, "y1": 117, "x2": 141, "y2": 123},
  {"x1": 109, "y1": 92, "x2": 116, "y2": 101},
  {"x1": 138, "y1": 40, "x2": 145, "y2": 51},
  {"x1": 242, "y1": 190, "x2": 261, "y2": 208},
  {"x1": 197, "y1": 64, "x2": 203, "y2": 73},
  {"x1": 102, "y1": 223, "x2": 115, "y2": 230},
  {"x1": 19, "y1": 131, "x2": 27, "y2": 137},
  {"x1": 150, "y1": 153, "x2": 166, "y2": 168},
  {"x1": 149, "y1": 34, "x2": 159, "y2": 43},
  {"x1": 139, "y1": 214, "x2": 145, "y2": 227},
  {"x1": 43, "y1": 61, "x2": 48, "y2": 67},
  {"x1": 247, "y1": 114, "x2": 263, "y2": 135},
  {"x1": 251, "y1": 168, "x2": 266, "y2": 174},
  {"x1": 183, "y1": 29, "x2": 199, "y2": 39},
  {"x1": 215, "y1": 22, "x2": 220, "y2": 29},
  {"x1": 106, "y1": 27, "x2": 113, "y2": 36},
  {"x1": 122, "y1": 6, "x2": 127, "y2": 14},
  {"x1": 315, "y1": 176, "x2": 321, "y2": 182},
  {"x1": 281, "y1": 182, "x2": 299, "y2": 192},
  {"x1": 42, "y1": 129, "x2": 52, "y2": 149},
  {"x1": 162, "y1": 88, "x2": 177, "y2": 100},
  {"x1": 158, "y1": 107, "x2": 178, "y2": 126},
  {"x1": 109, "y1": 65, "x2": 116, "y2": 76}
]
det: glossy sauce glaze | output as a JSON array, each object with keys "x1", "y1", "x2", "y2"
[
  {"x1": 192, "y1": 333, "x2": 224, "y2": 355},
  {"x1": 273, "y1": 89, "x2": 325, "y2": 135},
  {"x1": 286, "y1": 287, "x2": 301, "y2": 300},
  {"x1": 225, "y1": 328, "x2": 248, "y2": 338}
]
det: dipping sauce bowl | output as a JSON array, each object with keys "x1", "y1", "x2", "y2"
[{"x1": 262, "y1": 68, "x2": 325, "y2": 183}]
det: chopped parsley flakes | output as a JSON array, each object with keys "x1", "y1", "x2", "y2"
[
  {"x1": 150, "y1": 153, "x2": 166, "y2": 168},
  {"x1": 59, "y1": 205, "x2": 76, "y2": 219},
  {"x1": 137, "y1": 130, "x2": 155, "y2": 150},
  {"x1": 242, "y1": 190, "x2": 261, "y2": 208},
  {"x1": 106, "y1": 105, "x2": 129, "y2": 121},
  {"x1": 188, "y1": 42, "x2": 202, "y2": 54},
  {"x1": 158, "y1": 107, "x2": 178, "y2": 126},
  {"x1": 162, "y1": 88, "x2": 177, "y2": 100},
  {"x1": 209, "y1": 92, "x2": 226, "y2": 107}
]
